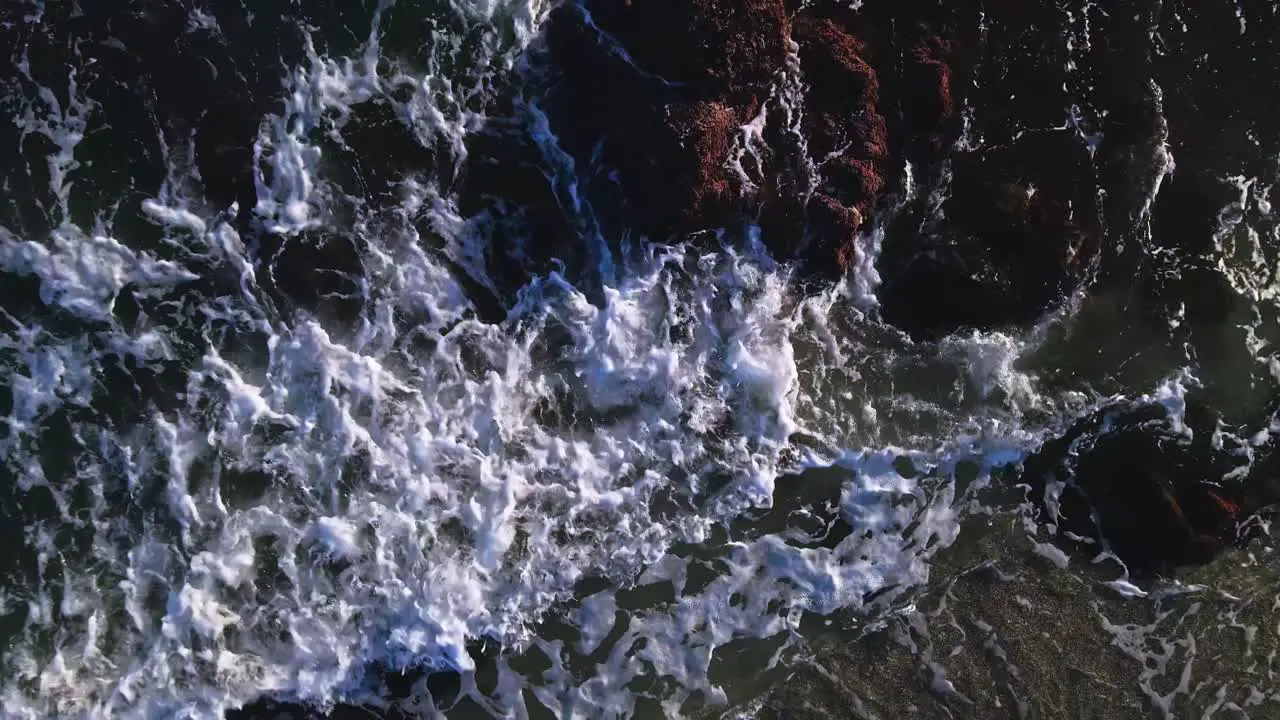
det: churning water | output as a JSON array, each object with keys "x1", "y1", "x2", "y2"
[{"x1": 1, "y1": 0, "x2": 1279, "y2": 717}]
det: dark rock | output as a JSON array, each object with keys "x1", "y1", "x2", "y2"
[
  {"x1": 524, "y1": 0, "x2": 1277, "y2": 342},
  {"x1": 879, "y1": 132, "x2": 1101, "y2": 339},
  {"x1": 866, "y1": 0, "x2": 1119, "y2": 340},
  {"x1": 543, "y1": 0, "x2": 789, "y2": 244},
  {"x1": 821, "y1": 157, "x2": 885, "y2": 208},
  {"x1": 541, "y1": 0, "x2": 957, "y2": 277},
  {"x1": 792, "y1": 14, "x2": 886, "y2": 164},
  {"x1": 660, "y1": 101, "x2": 742, "y2": 226},
  {"x1": 1024, "y1": 409, "x2": 1245, "y2": 577},
  {"x1": 804, "y1": 194, "x2": 863, "y2": 272},
  {"x1": 900, "y1": 35, "x2": 955, "y2": 148},
  {"x1": 578, "y1": 0, "x2": 791, "y2": 105},
  {"x1": 780, "y1": 11, "x2": 891, "y2": 272}
]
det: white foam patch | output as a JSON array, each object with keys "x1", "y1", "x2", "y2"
[
  {"x1": 572, "y1": 591, "x2": 618, "y2": 655},
  {"x1": 0, "y1": 226, "x2": 198, "y2": 323}
]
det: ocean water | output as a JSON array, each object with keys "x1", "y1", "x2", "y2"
[{"x1": 1, "y1": 0, "x2": 1278, "y2": 718}]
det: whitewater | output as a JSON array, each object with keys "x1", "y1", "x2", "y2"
[{"x1": 1, "y1": 0, "x2": 1278, "y2": 717}]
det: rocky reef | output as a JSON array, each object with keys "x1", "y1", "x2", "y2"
[
  {"x1": 537, "y1": 0, "x2": 1119, "y2": 339},
  {"x1": 169, "y1": 0, "x2": 1127, "y2": 344},
  {"x1": 541, "y1": 0, "x2": 919, "y2": 273},
  {"x1": 542, "y1": 0, "x2": 792, "y2": 241}
]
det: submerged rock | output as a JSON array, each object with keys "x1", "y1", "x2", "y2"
[
  {"x1": 865, "y1": 0, "x2": 1119, "y2": 340},
  {"x1": 1022, "y1": 410, "x2": 1246, "y2": 576},
  {"x1": 878, "y1": 132, "x2": 1101, "y2": 339}
]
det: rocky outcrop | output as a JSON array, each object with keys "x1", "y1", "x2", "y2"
[
  {"x1": 878, "y1": 132, "x2": 1101, "y2": 338},
  {"x1": 1022, "y1": 409, "x2": 1246, "y2": 576},
  {"x1": 544, "y1": 0, "x2": 791, "y2": 238},
  {"x1": 540, "y1": 0, "x2": 1112, "y2": 337},
  {"x1": 865, "y1": 0, "x2": 1117, "y2": 340},
  {"x1": 525, "y1": 0, "x2": 1280, "y2": 347},
  {"x1": 781, "y1": 11, "x2": 893, "y2": 272},
  {"x1": 541, "y1": 0, "x2": 957, "y2": 275}
]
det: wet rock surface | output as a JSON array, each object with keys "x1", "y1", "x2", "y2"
[
  {"x1": 1022, "y1": 409, "x2": 1248, "y2": 578},
  {"x1": 543, "y1": 0, "x2": 791, "y2": 238},
  {"x1": 865, "y1": 0, "x2": 1117, "y2": 340},
  {"x1": 541, "y1": 0, "x2": 945, "y2": 273},
  {"x1": 533, "y1": 0, "x2": 1278, "y2": 345},
  {"x1": 878, "y1": 132, "x2": 1102, "y2": 340},
  {"x1": 539, "y1": 0, "x2": 1114, "y2": 335}
]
